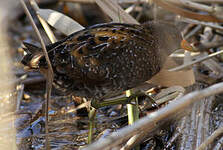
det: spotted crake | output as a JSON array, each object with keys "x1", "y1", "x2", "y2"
[{"x1": 21, "y1": 21, "x2": 188, "y2": 101}]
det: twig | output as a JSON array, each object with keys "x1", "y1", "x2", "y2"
[
  {"x1": 16, "y1": 84, "x2": 24, "y2": 111},
  {"x1": 177, "y1": 116, "x2": 188, "y2": 149},
  {"x1": 45, "y1": 70, "x2": 53, "y2": 149},
  {"x1": 66, "y1": 101, "x2": 90, "y2": 113},
  {"x1": 164, "y1": 119, "x2": 185, "y2": 150},
  {"x1": 83, "y1": 82, "x2": 223, "y2": 150},
  {"x1": 179, "y1": 18, "x2": 223, "y2": 31},
  {"x1": 180, "y1": 0, "x2": 214, "y2": 13},
  {"x1": 12, "y1": 74, "x2": 27, "y2": 85},
  {"x1": 195, "y1": 97, "x2": 210, "y2": 148},
  {"x1": 202, "y1": 58, "x2": 223, "y2": 78},
  {"x1": 169, "y1": 49, "x2": 223, "y2": 72},
  {"x1": 168, "y1": 0, "x2": 214, "y2": 13},
  {"x1": 59, "y1": 0, "x2": 148, "y2": 3},
  {"x1": 197, "y1": 126, "x2": 223, "y2": 150},
  {"x1": 29, "y1": 0, "x2": 57, "y2": 43},
  {"x1": 22, "y1": 76, "x2": 45, "y2": 85},
  {"x1": 37, "y1": 8, "x2": 84, "y2": 35},
  {"x1": 194, "y1": 39, "x2": 223, "y2": 51},
  {"x1": 184, "y1": 25, "x2": 202, "y2": 40},
  {"x1": 120, "y1": 134, "x2": 141, "y2": 150},
  {"x1": 19, "y1": 0, "x2": 54, "y2": 149},
  {"x1": 194, "y1": 66, "x2": 218, "y2": 84},
  {"x1": 153, "y1": 0, "x2": 222, "y2": 22},
  {"x1": 95, "y1": 0, "x2": 139, "y2": 24},
  {"x1": 15, "y1": 71, "x2": 41, "y2": 76},
  {"x1": 213, "y1": 136, "x2": 223, "y2": 150},
  {"x1": 191, "y1": 0, "x2": 223, "y2": 4},
  {"x1": 28, "y1": 4, "x2": 57, "y2": 148},
  {"x1": 59, "y1": 0, "x2": 95, "y2": 3},
  {"x1": 125, "y1": 4, "x2": 136, "y2": 14},
  {"x1": 169, "y1": 0, "x2": 223, "y2": 20}
]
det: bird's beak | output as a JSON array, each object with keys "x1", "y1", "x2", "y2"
[{"x1": 181, "y1": 39, "x2": 195, "y2": 52}]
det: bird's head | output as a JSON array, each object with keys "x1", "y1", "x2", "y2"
[{"x1": 143, "y1": 21, "x2": 193, "y2": 56}]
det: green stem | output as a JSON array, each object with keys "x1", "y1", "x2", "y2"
[{"x1": 88, "y1": 107, "x2": 96, "y2": 144}]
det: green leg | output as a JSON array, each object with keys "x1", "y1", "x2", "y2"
[
  {"x1": 126, "y1": 90, "x2": 139, "y2": 125},
  {"x1": 88, "y1": 90, "x2": 158, "y2": 144},
  {"x1": 90, "y1": 91, "x2": 145, "y2": 109},
  {"x1": 126, "y1": 90, "x2": 140, "y2": 150},
  {"x1": 89, "y1": 94, "x2": 137, "y2": 144},
  {"x1": 88, "y1": 107, "x2": 96, "y2": 144}
]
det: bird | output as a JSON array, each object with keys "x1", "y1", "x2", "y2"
[{"x1": 21, "y1": 21, "x2": 189, "y2": 104}]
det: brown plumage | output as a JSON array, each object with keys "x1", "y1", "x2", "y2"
[{"x1": 21, "y1": 21, "x2": 183, "y2": 101}]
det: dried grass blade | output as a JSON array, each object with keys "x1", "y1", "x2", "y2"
[
  {"x1": 29, "y1": 0, "x2": 57, "y2": 43},
  {"x1": 153, "y1": 0, "x2": 222, "y2": 22},
  {"x1": 169, "y1": 49, "x2": 223, "y2": 72},
  {"x1": 95, "y1": 0, "x2": 139, "y2": 24},
  {"x1": 19, "y1": 0, "x2": 54, "y2": 149},
  {"x1": 37, "y1": 9, "x2": 84, "y2": 35}
]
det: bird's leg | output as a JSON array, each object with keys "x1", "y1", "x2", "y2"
[
  {"x1": 88, "y1": 107, "x2": 96, "y2": 144},
  {"x1": 88, "y1": 93, "x2": 141, "y2": 143},
  {"x1": 126, "y1": 90, "x2": 139, "y2": 125},
  {"x1": 90, "y1": 91, "x2": 145, "y2": 109},
  {"x1": 90, "y1": 90, "x2": 158, "y2": 109},
  {"x1": 88, "y1": 90, "x2": 159, "y2": 143},
  {"x1": 126, "y1": 89, "x2": 140, "y2": 150}
]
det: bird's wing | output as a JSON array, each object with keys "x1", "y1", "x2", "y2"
[{"x1": 63, "y1": 23, "x2": 154, "y2": 67}]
